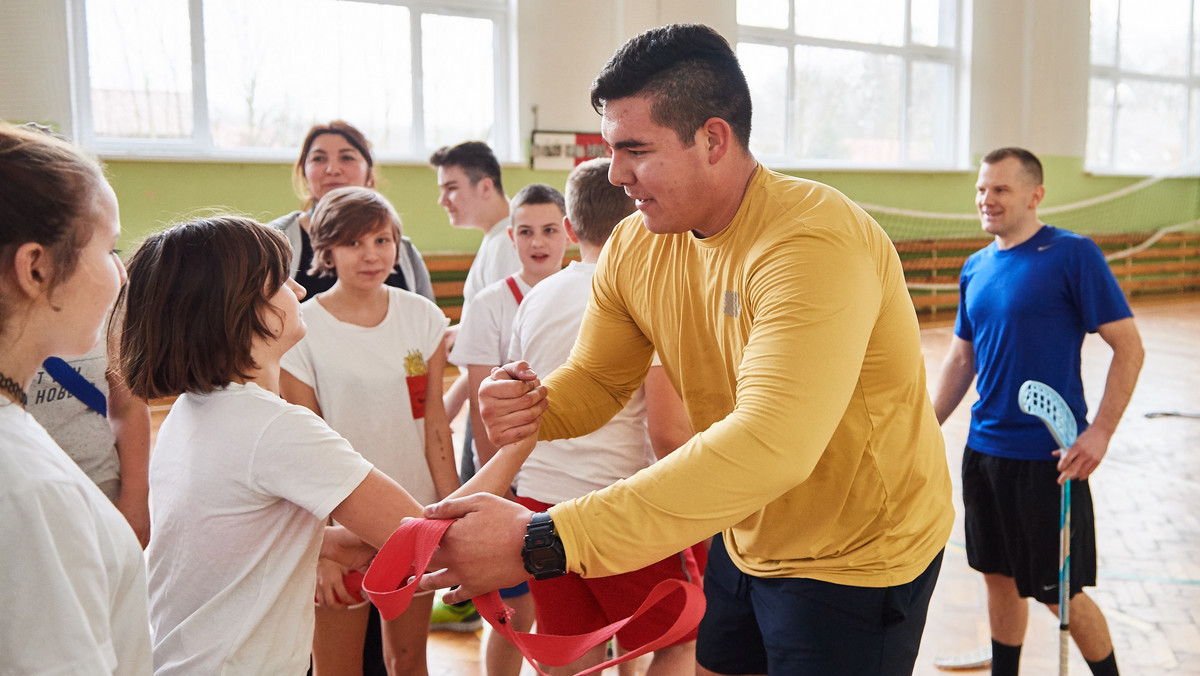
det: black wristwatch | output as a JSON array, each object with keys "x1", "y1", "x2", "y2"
[{"x1": 521, "y1": 512, "x2": 567, "y2": 580}]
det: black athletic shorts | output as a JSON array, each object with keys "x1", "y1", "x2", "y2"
[{"x1": 962, "y1": 445, "x2": 1097, "y2": 604}]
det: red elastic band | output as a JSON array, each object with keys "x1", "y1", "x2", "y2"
[{"x1": 362, "y1": 518, "x2": 706, "y2": 676}]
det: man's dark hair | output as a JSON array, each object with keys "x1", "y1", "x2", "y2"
[
  {"x1": 982, "y1": 147, "x2": 1044, "y2": 187},
  {"x1": 590, "y1": 23, "x2": 752, "y2": 149},
  {"x1": 565, "y1": 159, "x2": 634, "y2": 246},
  {"x1": 429, "y1": 141, "x2": 505, "y2": 194}
]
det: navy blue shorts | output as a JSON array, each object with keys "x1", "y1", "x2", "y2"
[
  {"x1": 499, "y1": 581, "x2": 530, "y2": 599},
  {"x1": 696, "y1": 534, "x2": 942, "y2": 675},
  {"x1": 961, "y1": 446, "x2": 1096, "y2": 604}
]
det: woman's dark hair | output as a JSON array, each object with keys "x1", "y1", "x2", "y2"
[
  {"x1": 292, "y1": 120, "x2": 375, "y2": 209},
  {"x1": 119, "y1": 217, "x2": 292, "y2": 399},
  {"x1": 0, "y1": 123, "x2": 107, "y2": 328}
]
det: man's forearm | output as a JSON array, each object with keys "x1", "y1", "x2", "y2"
[
  {"x1": 1089, "y1": 328, "x2": 1144, "y2": 436},
  {"x1": 931, "y1": 359, "x2": 974, "y2": 425}
]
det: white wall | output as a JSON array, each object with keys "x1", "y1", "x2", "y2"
[
  {"x1": 0, "y1": 0, "x2": 74, "y2": 135},
  {"x1": 516, "y1": 0, "x2": 735, "y2": 139},
  {"x1": 968, "y1": 0, "x2": 1090, "y2": 159}
]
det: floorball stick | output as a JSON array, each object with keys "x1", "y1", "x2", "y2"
[{"x1": 1017, "y1": 380, "x2": 1077, "y2": 676}]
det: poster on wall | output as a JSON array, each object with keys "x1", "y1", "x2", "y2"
[{"x1": 530, "y1": 130, "x2": 610, "y2": 170}]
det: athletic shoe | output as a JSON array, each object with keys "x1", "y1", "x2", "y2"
[
  {"x1": 429, "y1": 594, "x2": 482, "y2": 632},
  {"x1": 932, "y1": 645, "x2": 992, "y2": 671}
]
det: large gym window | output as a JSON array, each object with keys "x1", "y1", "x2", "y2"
[
  {"x1": 736, "y1": 0, "x2": 966, "y2": 168},
  {"x1": 69, "y1": 0, "x2": 513, "y2": 160},
  {"x1": 1087, "y1": 0, "x2": 1199, "y2": 173}
]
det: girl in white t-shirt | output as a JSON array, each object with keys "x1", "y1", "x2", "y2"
[
  {"x1": 279, "y1": 187, "x2": 458, "y2": 676},
  {"x1": 118, "y1": 216, "x2": 429, "y2": 676},
  {"x1": 0, "y1": 122, "x2": 152, "y2": 675}
]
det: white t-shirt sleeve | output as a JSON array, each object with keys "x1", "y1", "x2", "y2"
[
  {"x1": 249, "y1": 407, "x2": 373, "y2": 520},
  {"x1": 507, "y1": 302, "x2": 527, "y2": 364},
  {"x1": 412, "y1": 293, "x2": 451, "y2": 356}
]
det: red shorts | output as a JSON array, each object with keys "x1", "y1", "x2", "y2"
[{"x1": 515, "y1": 495, "x2": 703, "y2": 650}]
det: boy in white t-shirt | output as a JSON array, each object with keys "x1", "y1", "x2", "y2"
[
  {"x1": 506, "y1": 158, "x2": 701, "y2": 675},
  {"x1": 449, "y1": 182, "x2": 571, "y2": 676}
]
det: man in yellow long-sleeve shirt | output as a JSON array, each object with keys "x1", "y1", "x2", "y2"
[{"x1": 422, "y1": 23, "x2": 954, "y2": 675}]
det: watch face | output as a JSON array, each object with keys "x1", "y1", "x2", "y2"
[{"x1": 527, "y1": 547, "x2": 560, "y2": 571}]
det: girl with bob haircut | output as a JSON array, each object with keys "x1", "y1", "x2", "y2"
[
  {"x1": 118, "y1": 216, "x2": 431, "y2": 675},
  {"x1": 0, "y1": 122, "x2": 152, "y2": 673},
  {"x1": 279, "y1": 186, "x2": 456, "y2": 675}
]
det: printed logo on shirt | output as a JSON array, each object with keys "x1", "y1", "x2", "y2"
[
  {"x1": 723, "y1": 290, "x2": 741, "y2": 319},
  {"x1": 404, "y1": 350, "x2": 428, "y2": 419}
]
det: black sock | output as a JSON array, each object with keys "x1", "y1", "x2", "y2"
[
  {"x1": 1086, "y1": 651, "x2": 1119, "y2": 676},
  {"x1": 991, "y1": 639, "x2": 1021, "y2": 676}
]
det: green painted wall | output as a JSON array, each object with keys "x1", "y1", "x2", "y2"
[
  {"x1": 106, "y1": 159, "x2": 573, "y2": 253},
  {"x1": 104, "y1": 156, "x2": 1200, "y2": 252}
]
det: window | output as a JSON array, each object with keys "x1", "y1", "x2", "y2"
[
  {"x1": 1088, "y1": 0, "x2": 1198, "y2": 173},
  {"x1": 69, "y1": 0, "x2": 513, "y2": 160},
  {"x1": 736, "y1": 0, "x2": 965, "y2": 168}
]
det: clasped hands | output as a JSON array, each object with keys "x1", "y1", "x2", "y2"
[{"x1": 422, "y1": 362, "x2": 551, "y2": 603}]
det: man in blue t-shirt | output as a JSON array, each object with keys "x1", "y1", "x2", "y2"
[{"x1": 932, "y1": 147, "x2": 1143, "y2": 676}]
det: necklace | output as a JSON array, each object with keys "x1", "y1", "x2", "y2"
[{"x1": 0, "y1": 370, "x2": 27, "y2": 408}]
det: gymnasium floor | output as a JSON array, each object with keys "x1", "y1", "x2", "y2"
[{"x1": 427, "y1": 295, "x2": 1200, "y2": 675}]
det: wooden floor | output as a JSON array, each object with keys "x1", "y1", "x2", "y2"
[{"x1": 426, "y1": 294, "x2": 1200, "y2": 675}]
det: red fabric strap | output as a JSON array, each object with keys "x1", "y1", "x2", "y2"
[
  {"x1": 505, "y1": 275, "x2": 524, "y2": 305},
  {"x1": 363, "y1": 518, "x2": 706, "y2": 676}
]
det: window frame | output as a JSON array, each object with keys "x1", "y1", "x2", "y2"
[
  {"x1": 1087, "y1": 0, "x2": 1200, "y2": 175},
  {"x1": 66, "y1": 0, "x2": 516, "y2": 163},
  {"x1": 736, "y1": 0, "x2": 968, "y2": 170}
]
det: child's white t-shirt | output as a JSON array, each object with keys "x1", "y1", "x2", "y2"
[
  {"x1": 146, "y1": 382, "x2": 373, "y2": 676},
  {"x1": 282, "y1": 287, "x2": 449, "y2": 505},
  {"x1": 450, "y1": 273, "x2": 532, "y2": 370},
  {"x1": 461, "y1": 217, "x2": 519, "y2": 314},
  {"x1": 508, "y1": 261, "x2": 657, "y2": 504}
]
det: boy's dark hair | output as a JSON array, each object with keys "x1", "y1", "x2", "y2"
[
  {"x1": 428, "y1": 141, "x2": 504, "y2": 194},
  {"x1": 565, "y1": 159, "x2": 634, "y2": 246},
  {"x1": 293, "y1": 120, "x2": 375, "y2": 209},
  {"x1": 982, "y1": 147, "x2": 1044, "y2": 186},
  {"x1": 307, "y1": 186, "x2": 403, "y2": 278},
  {"x1": 120, "y1": 217, "x2": 292, "y2": 400},
  {"x1": 510, "y1": 183, "x2": 565, "y2": 217},
  {"x1": 590, "y1": 23, "x2": 752, "y2": 149}
]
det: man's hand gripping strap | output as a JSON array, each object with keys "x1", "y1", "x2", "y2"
[{"x1": 362, "y1": 518, "x2": 706, "y2": 676}]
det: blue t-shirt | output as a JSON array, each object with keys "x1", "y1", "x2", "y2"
[{"x1": 955, "y1": 225, "x2": 1132, "y2": 460}]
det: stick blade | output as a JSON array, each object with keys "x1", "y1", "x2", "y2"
[{"x1": 1018, "y1": 380, "x2": 1078, "y2": 450}]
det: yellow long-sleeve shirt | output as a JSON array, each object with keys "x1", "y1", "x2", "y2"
[{"x1": 543, "y1": 166, "x2": 953, "y2": 587}]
